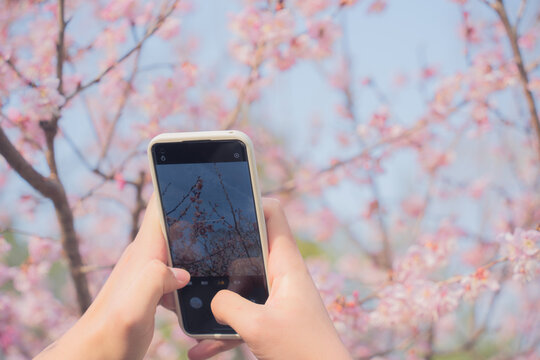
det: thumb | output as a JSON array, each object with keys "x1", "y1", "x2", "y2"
[
  {"x1": 132, "y1": 260, "x2": 190, "y2": 311},
  {"x1": 211, "y1": 290, "x2": 263, "y2": 336}
]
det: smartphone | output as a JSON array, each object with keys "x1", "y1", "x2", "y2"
[{"x1": 147, "y1": 130, "x2": 270, "y2": 339}]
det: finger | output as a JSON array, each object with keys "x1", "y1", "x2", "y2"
[
  {"x1": 131, "y1": 260, "x2": 190, "y2": 313},
  {"x1": 188, "y1": 339, "x2": 242, "y2": 360},
  {"x1": 262, "y1": 198, "x2": 305, "y2": 277},
  {"x1": 132, "y1": 193, "x2": 168, "y2": 262},
  {"x1": 211, "y1": 290, "x2": 262, "y2": 336},
  {"x1": 159, "y1": 291, "x2": 177, "y2": 312},
  {"x1": 92, "y1": 194, "x2": 171, "y2": 309},
  {"x1": 135, "y1": 193, "x2": 162, "y2": 240}
]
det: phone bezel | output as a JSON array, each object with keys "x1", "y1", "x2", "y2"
[{"x1": 147, "y1": 130, "x2": 270, "y2": 340}]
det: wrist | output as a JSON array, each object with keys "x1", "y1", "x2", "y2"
[{"x1": 304, "y1": 329, "x2": 352, "y2": 360}]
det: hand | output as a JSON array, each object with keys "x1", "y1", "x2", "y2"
[
  {"x1": 188, "y1": 198, "x2": 351, "y2": 360},
  {"x1": 35, "y1": 194, "x2": 190, "y2": 360}
]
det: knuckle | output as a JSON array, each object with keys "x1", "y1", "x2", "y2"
[
  {"x1": 146, "y1": 259, "x2": 167, "y2": 276},
  {"x1": 264, "y1": 197, "x2": 282, "y2": 212},
  {"x1": 144, "y1": 259, "x2": 169, "y2": 293},
  {"x1": 266, "y1": 197, "x2": 281, "y2": 207}
]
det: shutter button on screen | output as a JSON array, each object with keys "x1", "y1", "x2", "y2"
[{"x1": 190, "y1": 296, "x2": 203, "y2": 309}]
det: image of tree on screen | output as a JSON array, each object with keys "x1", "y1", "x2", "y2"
[{"x1": 158, "y1": 162, "x2": 263, "y2": 277}]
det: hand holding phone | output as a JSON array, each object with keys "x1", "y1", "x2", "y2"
[
  {"x1": 37, "y1": 131, "x2": 350, "y2": 360},
  {"x1": 189, "y1": 199, "x2": 353, "y2": 360},
  {"x1": 35, "y1": 195, "x2": 192, "y2": 360},
  {"x1": 148, "y1": 131, "x2": 270, "y2": 339}
]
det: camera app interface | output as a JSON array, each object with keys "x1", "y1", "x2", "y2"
[{"x1": 153, "y1": 141, "x2": 268, "y2": 334}]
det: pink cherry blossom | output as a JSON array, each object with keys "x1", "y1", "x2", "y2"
[
  {"x1": 0, "y1": 235, "x2": 10, "y2": 255},
  {"x1": 114, "y1": 172, "x2": 126, "y2": 190},
  {"x1": 518, "y1": 31, "x2": 537, "y2": 51},
  {"x1": 157, "y1": 17, "x2": 181, "y2": 40},
  {"x1": 0, "y1": 297, "x2": 21, "y2": 352},
  {"x1": 460, "y1": 267, "x2": 499, "y2": 300},
  {"x1": 419, "y1": 147, "x2": 455, "y2": 173},
  {"x1": 368, "y1": 108, "x2": 389, "y2": 131},
  {"x1": 28, "y1": 236, "x2": 61, "y2": 263},
  {"x1": 307, "y1": 18, "x2": 341, "y2": 58},
  {"x1": 295, "y1": 0, "x2": 331, "y2": 17},
  {"x1": 468, "y1": 177, "x2": 490, "y2": 198},
  {"x1": 329, "y1": 60, "x2": 350, "y2": 91},
  {"x1": 21, "y1": 78, "x2": 64, "y2": 122},
  {"x1": 99, "y1": 0, "x2": 140, "y2": 22},
  {"x1": 369, "y1": 279, "x2": 460, "y2": 329},
  {"x1": 367, "y1": 0, "x2": 387, "y2": 13},
  {"x1": 401, "y1": 195, "x2": 426, "y2": 218},
  {"x1": 394, "y1": 221, "x2": 460, "y2": 282},
  {"x1": 499, "y1": 229, "x2": 540, "y2": 282},
  {"x1": 94, "y1": 21, "x2": 129, "y2": 65},
  {"x1": 421, "y1": 66, "x2": 438, "y2": 80}
]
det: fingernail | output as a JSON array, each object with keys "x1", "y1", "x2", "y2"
[{"x1": 172, "y1": 268, "x2": 190, "y2": 285}]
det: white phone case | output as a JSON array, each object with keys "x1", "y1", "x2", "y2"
[{"x1": 147, "y1": 130, "x2": 270, "y2": 340}]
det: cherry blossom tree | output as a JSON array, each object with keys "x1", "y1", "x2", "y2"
[{"x1": 0, "y1": 0, "x2": 539, "y2": 359}]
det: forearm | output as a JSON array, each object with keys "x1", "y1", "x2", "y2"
[{"x1": 34, "y1": 320, "x2": 106, "y2": 360}]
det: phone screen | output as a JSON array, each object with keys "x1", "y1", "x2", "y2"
[{"x1": 151, "y1": 140, "x2": 269, "y2": 335}]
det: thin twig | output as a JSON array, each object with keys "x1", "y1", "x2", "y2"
[
  {"x1": 486, "y1": 0, "x2": 540, "y2": 159},
  {"x1": 62, "y1": 0, "x2": 180, "y2": 106},
  {"x1": 97, "y1": 45, "x2": 143, "y2": 167},
  {"x1": 515, "y1": 0, "x2": 527, "y2": 32},
  {"x1": 222, "y1": 44, "x2": 264, "y2": 130},
  {"x1": 1, "y1": 57, "x2": 38, "y2": 88},
  {"x1": 339, "y1": 14, "x2": 395, "y2": 270},
  {"x1": 60, "y1": 126, "x2": 96, "y2": 172},
  {"x1": 527, "y1": 56, "x2": 540, "y2": 72},
  {"x1": 56, "y1": 0, "x2": 66, "y2": 96},
  {"x1": 263, "y1": 123, "x2": 428, "y2": 196}
]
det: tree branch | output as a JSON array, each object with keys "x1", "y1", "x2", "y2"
[
  {"x1": 0, "y1": 57, "x2": 38, "y2": 88},
  {"x1": 52, "y1": 187, "x2": 92, "y2": 312},
  {"x1": 97, "y1": 45, "x2": 143, "y2": 167},
  {"x1": 424, "y1": 323, "x2": 436, "y2": 360},
  {"x1": 527, "y1": 56, "x2": 540, "y2": 72},
  {"x1": 0, "y1": 125, "x2": 92, "y2": 313},
  {"x1": 436, "y1": 278, "x2": 505, "y2": 357},
  {"x1": 222, "y1": 44, "x2": 264, "y2": 130},
  {"x1": 129, "y1": 171, "x2": 146, "y2": 241},
  {"x1": 20, "y1": 0, "x2": 95, "y2": 314},
  {"x1": 56, "y1": 0, "x2": 66, "y2": 96},
  {"x1": 515, "y1": 0, "x2": 527, "y2": 32},
  {"x1": 338, "y1": 17, "x2": 394, "y2": 270},
  {"x1": 0, "y1": 127, "x2": 58, "y2": 198},
  {"x1": 263, "y1": 122, "x2": 428, "y2": 196},
  {"x1": 62, "y1": 0, "x2": 179, "y2": 106},
  {"x1": 490, "y1": 0, "x2": 540, "y2": 159}
]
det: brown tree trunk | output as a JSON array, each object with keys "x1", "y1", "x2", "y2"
[
  {"x1": 0, "y1": 127, "x2": 92, "y2": 314},
  {"x1": 52, "y1": 190, "x2": 92, "y2": 313}
]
